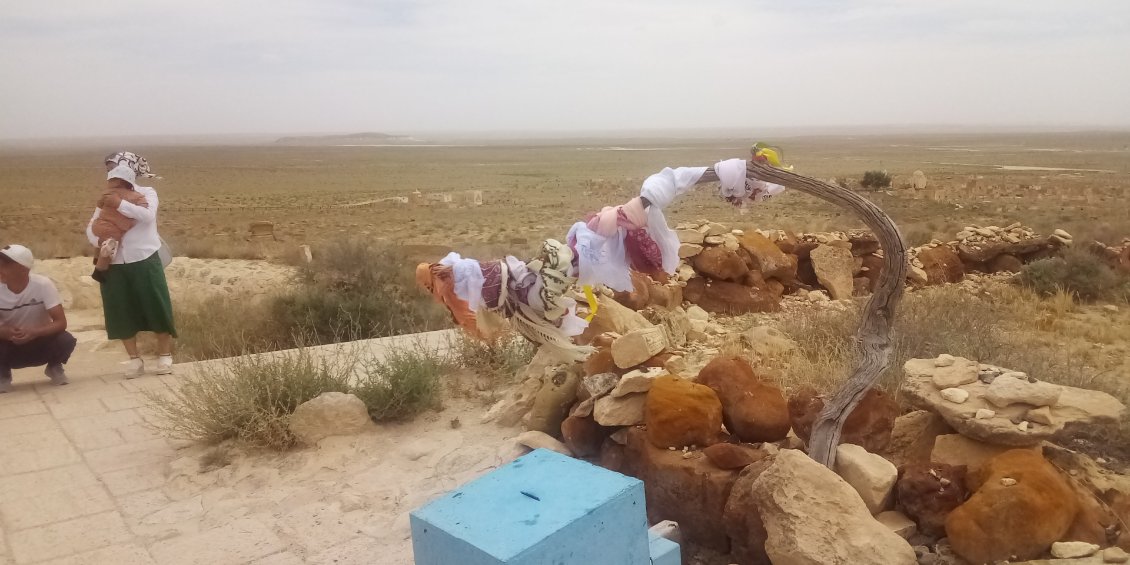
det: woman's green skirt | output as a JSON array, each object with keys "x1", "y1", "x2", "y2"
[{"x1": 100, "y1": 252, "x2": 178, "y2": 340}]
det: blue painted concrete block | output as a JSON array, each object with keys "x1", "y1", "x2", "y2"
[
  {"x1": 648, "y1": 532, "x2": 681, "y2": 565},
  {"x1": 411, "y1": 448, "x2": 652, "y2": 565}
]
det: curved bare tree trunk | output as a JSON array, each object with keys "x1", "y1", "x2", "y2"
[{"x1": 746, "y1": 159, "x2": 908, "y2": 468}]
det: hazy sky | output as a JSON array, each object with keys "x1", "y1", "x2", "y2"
[{"x1": 2, "y1": 0, "x2": 1129, "y2": 139}]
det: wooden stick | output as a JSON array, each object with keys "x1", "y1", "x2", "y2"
[{"x1": 745, "y1": 158, "x2": 908, "y2": 469}]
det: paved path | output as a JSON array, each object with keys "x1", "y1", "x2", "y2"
[{"x1": 0, "y1": 329, "x2": 512, "y2": 565}]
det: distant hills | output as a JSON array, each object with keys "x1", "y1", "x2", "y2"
[{"x1": 274, "y1": 132, "x2": 423, "y2": 145}]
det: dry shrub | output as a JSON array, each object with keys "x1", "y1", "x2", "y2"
[
  {"x1": 451, "y1": 332, "x2": 537, "y2": 382},
  {"x1": 148, "y1": 349, "x2": 354, "y2": 449},
  {"x1": 150, "y1": 343, "x2": 452, "y2": 448},
  {"x1": 175, "y1": 296, "x2": 284, "y2": 361},
  {"x1": 271, "y1": 239, "x2": 449, "y2": 345},
  {"x1": 352, "y1": 345, "x2": 451, "y2": 421},
  {"x1": 1017, "y1": 247, "x2": 1130, "y2": 303},
  {"x1": 779, "y1": 286, "x2": 1005, "y2": 394},
  {"x1": 780, "y1": 284, "x2": 1128, "y2": 448},
  {"x1": 173, "y1": 238, "x2": 450, "y2": 361}
]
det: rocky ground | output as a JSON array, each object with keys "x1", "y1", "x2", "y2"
[
  {"x1": 6, "y1": 223, "x2": 1128, "y2": 564},
  {"x1": 488, "y1": 219, "x2": 1130, "y2": 565}
]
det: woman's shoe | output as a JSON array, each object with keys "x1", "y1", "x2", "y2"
[
  {"x1": 155, "y1": 355, "x2": 174, "y2": 375},
  {"x1": 123, "y1": 358, "x2": 145, "y2": 379}
]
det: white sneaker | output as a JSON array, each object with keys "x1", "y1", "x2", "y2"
[
  {"x1": 155, "y1": 355, "x2": 174, "y2": 375},
  {"x1": 123, "y1": 358, "x2": 145, "y2": 379}
]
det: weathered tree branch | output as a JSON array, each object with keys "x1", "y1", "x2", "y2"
[{"x1": 746, "y1": 158, "x2": 908, "y2": 469}]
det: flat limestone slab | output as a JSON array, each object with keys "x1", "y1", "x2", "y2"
[{"x1": 902, "y1": 357, "x2": 1127, "y2": 447}]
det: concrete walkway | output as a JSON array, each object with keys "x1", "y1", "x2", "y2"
[{"x1": 0, "y1": 329, "x2": 511, "y2": 565}]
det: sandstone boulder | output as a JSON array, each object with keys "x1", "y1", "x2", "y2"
[
  {"x1": 835, "y1": 444, "x2": 898, "y2": 515},
  {"x1": 945, "y1": 449, "x2": 1080, "y2": 564},
  {"x1": 609, "y1": 367, "x2": 666, "y2": 398},
  {"x1": 579, "y1": 372, "x2": 620, "y2": 400},
  {"x1": 560, "y1": 415, "x2": 608, "y2": 458},
  {"x1": 579, "y1": 297, "x2": 653, "y2": 344},
  {"x1": 594, "y1": 392, "x2": 647, "y2": 426},
  {"x1": 989, "y1": 253, "x2": 1024, "y2": 273},
  {"x1": 858, "y1": 253, "x2": 885, "y2": 291},
  {"x1": 895, "y1": 462, "x2": 969, "y2": 538},
  {"x1": 623, "y1": 428, "x2": 739, "y2": 552},
  {"x1": 611, "y1": 326, "x2": 668, "y2": 369},
  {"x1": 917, "y1": 246, "x2": 965, "y2": 284},
  {"x1": 703, "y1": 443, "x2": 768, "y2": 470},
  {"x1": 679, "y1": 243, "x2": 704, "y2": 258},
  {"x1": 482, "y1": 376, "x2": 544, "y2": 425},
  {"x1": 883, "y1": 410, "x2": 954, "y2": 468},
  {"x1": 288, "y1": 392, "x2": 374, "y2": 445},
  {"x1": 683, "y1": 277, "x2": 781, "y2": 314},
  {"x1": 645, "y1": 375, "x2": 723, "y2": 449},
  {"x1": 693, "y1": 246, "x2": 750, "y2": 282},
  {"x1": 748, "y1": 449, "x2": 917, "y2": 565},
  {"x1": 612, "y1": 270, "x2": 652, "y2": 311},
  {"x1": 875, "y1": 511, "x2": 917, "y2": 539},
  {"x1": 697, "y1": 357, "x2": 790, "y2": 443},
  {"x1": 810, "y1": 244, "x2": 855, "y2": 300},
  {"x1": 984, "y1": 374, "x2": 1062, "y2": 408},
  {"x1": 724, "y1": 463, "x2": 775, "y2": 565},
  {"x1": 849, "y1": 231, "x2": 882, "y2": 257},
  {"x1": 789, "y1": 386, "x2": 899, "y2": 454},
  {"x1": 930, "y1": 433, "x2": 1040, "y2": 473},
  {"x1": 958, "y1": 237, "x2": 1048, "y2": 264},
  {"x1": 738, "y1": 232, "x2": 796, "y2": 280},
  {"x1": 515, "y1": 430, "x2": 572, "y2": 456},
  {"x1": 523, "y1": 364, "x2": 580, "y2": 435}
]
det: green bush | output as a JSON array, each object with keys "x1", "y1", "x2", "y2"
[
  {"x1": 175, "y1": 239, "x2": 450, "y2": 361},
  {"x1": 352, "y1": 346, "x2": 449, "y2": 421},
  {"x1": 860, "y1": 170, "x2": 892, "y2": 189},
  {"x1": 1017, "y1": 248, "x2": 1130, "y2": 302},
  {"x1": 452, "y1": 333, "x2": 537, "y2": 381},
  {"x1": 275, "y1": 239, "x2": 449, "y2": 346}
]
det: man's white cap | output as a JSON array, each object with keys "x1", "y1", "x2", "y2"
[
  {"x1": 0, "y1": 244, "x2": 34, "y2": 269},
  {"x1": 107, "y1": 164, "x2": 137, "y2": 187}
]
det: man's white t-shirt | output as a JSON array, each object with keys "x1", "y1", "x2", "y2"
[{"x1": 0, "y1": 274, "x2": 62, "y2": 329}]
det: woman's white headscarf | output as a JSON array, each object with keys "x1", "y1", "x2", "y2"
[{"x1": 105, "y1": 151, "x2": 160, "y2": 179}]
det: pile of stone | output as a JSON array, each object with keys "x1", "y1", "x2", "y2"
[
  {"x1": 894, "y1": 354, "x2": 1129, "y2": 564},
  {"x1": 487, "y1": 334, "x2": 1130, "y2": 564},
  {"x1": 1090, "y1": 238, "x2": 1130, "y2": 274},
  {"x1": 662, "y1": 220, "x2": 1085, "y2": 315}
]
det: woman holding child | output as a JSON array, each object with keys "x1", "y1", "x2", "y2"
[{"x1": 86, "y1": 152, "x2": 176, "y2": 377}]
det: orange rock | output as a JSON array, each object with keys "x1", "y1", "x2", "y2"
[
  {"x1": 918, "y1": 246, "x2": 965, "y2": 284},
  {"x1": 896, "y1": 463, "x2": 969, "y2": 537},
  {"x1": 788, "y1": 386, "x2": 898, "y2": 453},
  {"x1": 738, "y1": 231, "x2": 796, "y2": 280},
  {"x1": 645, "y1": 375, "x2": 723, "y2": 449},
  {"x1": 697, "y1": 357, "x2": 790, "y2": 443},
  {"x1": 612, "y1": 270, "x2": 652, "y2": 311},
  {"x1": 561, "y1": 415, "x2": 608, "y2": 458},
  {"x1": 583, "y1": 347, "x2": 624, "y2": 377},
  {"x1": 623, "y1": 427, "x2": 740, "y2": 552},
  {"x1": 683, "y1": 277, "x2": 781, "y2": 314},
  {"x1": 703, "y1": 443, "x2": 768, "y2": 470},
  {"x1": 692, "y1": 247, "x2": 749, "y2": 282},
  {"x1": 945, "y1": 449, "x2": 1080, "y2": 564}
]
